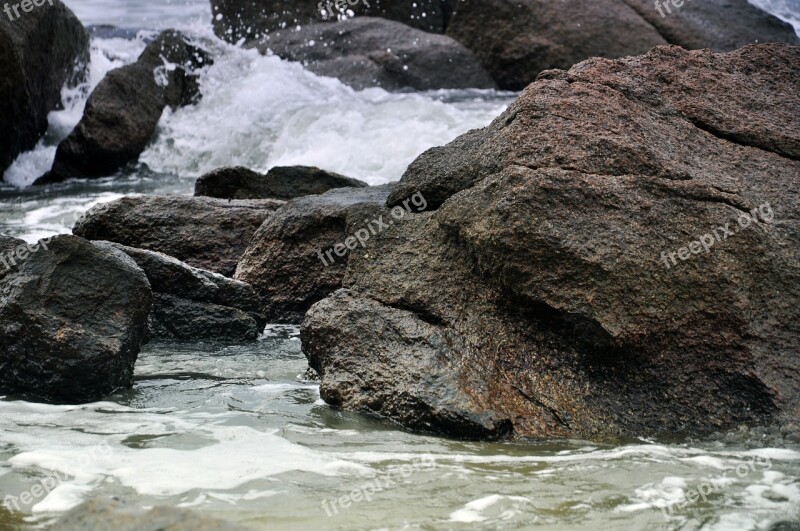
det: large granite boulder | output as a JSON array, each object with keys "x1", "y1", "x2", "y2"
[
  {"x1": 445, "y1": 0, "x2": 799, "y2": 91},
  {"x1": 622, "y1": 0, "x2": 799, "y2": 51},
  {"x1": 93, "y1": 242, "x2": 266, "y2": 341},
  {"x1": 445, "y1": 0, "x2": 667, "y2": 90},
  {"x1": 302, "y1": 44, "x2": 800, "y2": 441},
  {"x1": 73, "y1": 196, "x2": 284, "y2": 277},
  {"x1": 195, "y1": 165, "x2": 368, "y2": 200},
  {"x1": 235, "y1": 184, "x2": 394, "y2": 323},
  {"x1": 0, "y1": 0, "x2": 88, "y2": 176},
  {"x1": 211, "y1": 0, "x2": 450, "y2": 43},
  {"x1": 251, "y1": 17, "x2": 495, "y2": 91},
  {"x1": 0, "y1": 235, "x2": 152, "y2": 403},
  {"x1": 36, "y1": 30, "x2": 211, "y2": 184}
]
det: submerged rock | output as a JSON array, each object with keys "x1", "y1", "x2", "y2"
[
  {"x1": 73, "y1": 196, "x2": 284, "y2": 277},
  {"x1": 251, "y1": 17, "x2": 495, "y2": 91},
  {"x1": 195, "y1": 165, "x2": 368, "y2": 200},
  {"x1": 303, "y1": 44, "x2": 800, "y2": 440},
  {"x1": 93, "y1": 242, "x2": 265, "y2": 341},
  {"x1": 54, "y1": 498, "x2": 244, "y2": 530},
  {"x1": 211, "y1": 0, "x2": 450, "y2": 43},
  {"x1": 235, "y1": 184, "x2": 394, "y2": 323},
  {"x1": 0, "y1": 0, "x2": 88, "y2": 176},
  {"x1": 36, "y1": 30, "x2": 211, "y2": 184},
  {"x1": 0, "y1": 235, "x2": 152, "y2": 404}
]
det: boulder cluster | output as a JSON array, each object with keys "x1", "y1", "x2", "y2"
[{"x1": 0, "y1": 0, "x2": 798, "y2": 443}]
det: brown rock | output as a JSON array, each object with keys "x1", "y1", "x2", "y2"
[
  {"x1": 303, "y1": 44, "x2": 800, "y2": 440},
  {"x1": 73, "y1": 196, "x2": 284, "y2": 276}
]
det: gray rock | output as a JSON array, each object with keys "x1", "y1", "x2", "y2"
[
  {"x1": 0, "y1": 235, "x2": 152, "y2": 404},
  {"x1": 303, "y1": 290, "x2": 513, "y2": 438},
  {"x1": 195, "y1": 165, "x2": 368, "y2": 200},
  {"x1": 73, "y1": 195, "x2": 284, "y2": 277},
  {"x1": 445, "y1": 0, "x2": 667, "y2": 90},
  {"x1": 622, "y1": 0, "x2": 799, "y2": 51},
  {"x1": 51, "y1": 497, "x2": 244, "y2": 531},
  {"x1": 149, "y1": 293, "x2": 260, "y2": 341},
  {"x1": 210, "y1": 0, "x2": 450, "y2": 43},
  {"x1": 0, "y1": 0, "x2": 88, "y2": 175},
  {"x1": 36, "y1": 30, "x2": 211, "y2": 184},
  {"x1": 0, "y1": 234, "x2": 27, "y2": 280},
  {"x1": 235, "y1": 184, "x2": 394, "y2": 323},
  {"x1": 251, "y1": 17, "x2": 496, "y2": 91},
  {"x1": 302, "y1": 44, "x2": 800, "y2": 440},
  {"x1": 93, "y1": 241, "x2": 265, "y2": 341}
]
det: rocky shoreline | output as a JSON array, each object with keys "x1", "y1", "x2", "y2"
[{"x1": 1, "y1": 0, "x2": 798, "y2": 445}]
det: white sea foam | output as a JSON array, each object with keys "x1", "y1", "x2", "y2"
[
  {"x1": 138, "y1": 39, "x2": 508, "y2": 185},
  {"x1": 4, "y1": 37, "x2": 148, "y2": 188},
  {"x1": 448, "y1": 494, "x2": 531, "y2": 523}
]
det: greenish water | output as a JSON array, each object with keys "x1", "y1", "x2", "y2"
[{"x1": 1, "y1": 327, "x2": 798, "y2": 530}]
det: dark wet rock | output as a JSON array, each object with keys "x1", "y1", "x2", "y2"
[
  {"x1": 622, "y1": 0, "x2": 799, "y2": 51},
  {"x1": 303, "y1": 291, "x2": 513, "y2": 438},
  {"x1": 768, "y1": 523, "x2": 800, "y2": 531},
  {"x1": 73, "y1": 196, "x2": 284, "y2": 277},
  {"x1": 211, "y1": 0, "x2": 449, "y2": 43},
  {"x1": 235, "y1": 184, "x2": 394, "y2": 323},
  {"x1": 0, "y1": 234, "x2": 27, "y2": 279},
  {"x1": 0, "y1": 0, "x2": 88, "y2": 176},
  {"x1": 195, "y1": 165, "x2": 368, "y2": 200},
  {"x1": 93, "y1": 241, "x2": 265, "y2": 341},
  {"x1": 0, "y1": 235, "x2": 151, "y2": 404},
  {"x1": 251, "y1": 17, "x2": 496, "y2": 91},
  {"x1": 149, "y1": 293, "x2": 261, "y2": 341},
  {"x1": 52, "y1": 497, "x2": 244, "y2": 531},
  {"x1": 303, "y1": 44, "x2": 800, "y2": 440},
  {"x1": 445, "y1": 0, "x2": 667, "y2": 90},
  {"x1": 35, "y1": 30, "x2": 211, "y2": 184}
]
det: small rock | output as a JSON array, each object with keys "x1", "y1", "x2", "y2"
[
  {"x1": 73, "y1": 195, "x2": 284, "y2": 277},
  {"x1": 195, "y1": 165, "x2": 368, "y2": 200}
]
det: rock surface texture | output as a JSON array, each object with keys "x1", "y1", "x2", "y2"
[
  {"x1": 0, "y1": 235, "x2": 152, "y2": 404},
  {"x1": 94, "y1": 242, "x2": 266, "y2": 341},
  {"x1": 73, "y1": 196, "x2": 284, "y2": 277},
  {"x1": 302, "y1": 44, "x2": 800, "y2": 441},
  {"x1": 195, "y1": 165, "x2": 368, "y2": 200},
  {"x1": 251, "y1": 17, "x2": 496, "y2": 91},
  {"x1": 54, "y1": 498, "x2": 244, "y2": 531},
  {"x1": 0, "y1": 0, "x2": 88, "y2": 176},
  {"x1": 236, "y1": 184, "x2": 394, "y2": 323},
  {"x1": 446, "y1": 0, "x2": 798, "y2": 90},
  {"x1": 622, "y1": 0, "x2": 799, "y2": 51},
  {"x1": 36, "y1": 30, "x2": 211, "y2": 184}
]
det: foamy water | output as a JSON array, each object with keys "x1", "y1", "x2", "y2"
[
  {"x1": 0, "y1": 16, "x2": 510, "y2": 242},
  {"x1": 1, "y1": 1, "x2": 799, "y2": 529},
  {"x1": 1, "y1": 327, "x2": 798, "y2": 529}
]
